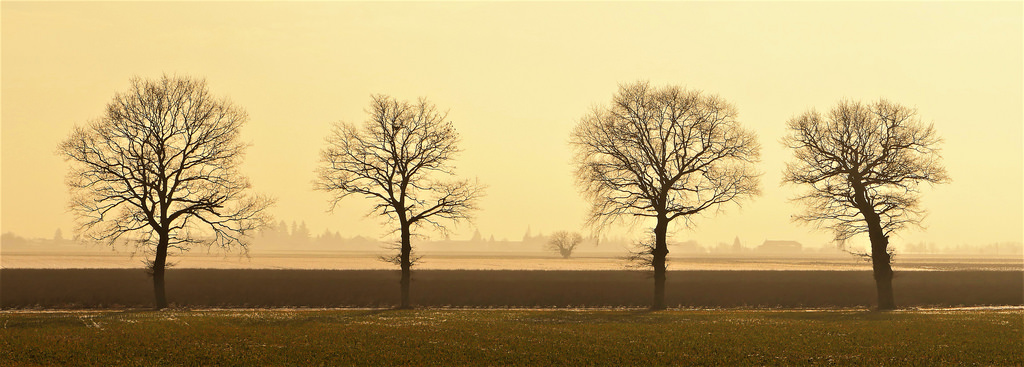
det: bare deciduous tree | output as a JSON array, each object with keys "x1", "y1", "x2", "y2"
[
  {"x1": 547, "y1": 231, "x2": 583, "y2": 259},
  {"x1": 316, "y1": 94, "x2": 484, "y2": 309},
  {"x1": 783, "y1": 99, "x2": 949, "y2": 310},
  {"x1": 571, "y1": 81, "x2": 761, "y2": 310},
  {"x1": 58, "y1": 75, "x2": 273, "y2": 309}
]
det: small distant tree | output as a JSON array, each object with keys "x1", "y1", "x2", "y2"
[
  {"x1": 571, "y1": 81, "x2": 761, "y2": 310},
  {"x1": 316, "y1": 94, "x2": 484, "y2": 309},
  {"x1": 58, "y1": 75, "x2": 273, "y2": 309},
  {"x1": 783, "y1": 99, "x2": 949, "y2": 310},
  {"x1": 547, "y1": 231, "x2": 583, "y2": 259}
]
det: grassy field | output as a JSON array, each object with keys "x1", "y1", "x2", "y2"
[
  {"x1": 0, "y1": 309, "x2": 1020, "y2": 366},
  {"x1": 2, "y1": 269, "x2": 1021, "y2": 309}
]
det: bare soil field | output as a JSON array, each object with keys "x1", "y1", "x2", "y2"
[{"x1": 1, "y1": 269, "x2": 1020, "y2": 309}]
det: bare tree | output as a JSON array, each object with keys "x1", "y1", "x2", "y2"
[
  {"x1": 316, "y1": 94, "x2": 484, "y2": 309},
  {"x1": 571, "y1": 81, "x2": 761, "y2": 310},
  {"x1": 58, "y1": 75, "x2": 273, "y2": 309},
  {"x1": 547, "y1": 231, "x2": 583, "y2": 259},
  {"x1": 783, "y1": 99, "x2": 949, "y2": 310}
]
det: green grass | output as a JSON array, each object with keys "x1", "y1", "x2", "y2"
[{"x1": 1, "y1": 309, "x2": 1020, "y2": 366}]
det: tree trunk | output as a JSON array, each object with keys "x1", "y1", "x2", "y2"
[
  {"x1": 152, "y1": 233, "x2": 169, "y2": 310},
  {"x1": 399, "y1": 223, "x2": 412, "y2": 309},
  {"x1": 861, "y1": 210, "x2": 895, "y2": 310},
  {"x1": 868, "y1": 229, "x2": 895, "y2": 310},
  {"x1": 651, "y1": 216, "x2": 670, "y2": 311},
  {"x1": 851, "y1": 176, "x2": 896, "y2": 310}
]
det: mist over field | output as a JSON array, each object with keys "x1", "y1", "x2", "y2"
[{"x1": 2, "y1": 229, "x2": 1021, "y2": 271}]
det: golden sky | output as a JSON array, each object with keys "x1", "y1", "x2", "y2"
[{"x1": 2, "y1": 2, "x2": 1021, "y2": 250}]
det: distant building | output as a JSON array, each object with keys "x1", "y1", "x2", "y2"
[
  {"x1": 670, "y1": 240, "x2": 706, "y2": 254},
  {"x1": 757, "y1": 240, "x2": 803, "y2": 254}
]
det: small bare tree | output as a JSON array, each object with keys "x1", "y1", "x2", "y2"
[
  {"x1": 571, "y1": 81, "x2": 761, "y2": 310},
  {"x1": 783, "y1": 99, "x2": 949, "y2": 310},
  {"x1": 58, "y1": 75, "x2": 273, "y2": 309},
  {"x1": 547, "y1": 231, "x2": 583, "y2": 259},
  {"x1": 316, "y1": 94, "x2": 484, "y2": 309}
]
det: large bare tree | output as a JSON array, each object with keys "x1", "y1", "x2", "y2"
[
  {"x1": 783, "y1": 99, "x2": 949, "y2": 310},
  {"x1": 316, "y1": 94, "x2": 484, "y2": 309},
  {"x1": 571, "y1": 81, "x2": 761, "y2": 310},
  {"x1": 59, "y1": 75, "x2": 273, "y2": 309}
]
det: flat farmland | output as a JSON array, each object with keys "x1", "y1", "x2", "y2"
[
  {"x1": 3, "y1": 252, "x2": 1020, "y2": 271},
  {"x1": 1, "y1": 309, "x2": 1020, "y2": 366},
  {"x1": 2, "y1": 269, "x2": 1020, "y2": 309}
]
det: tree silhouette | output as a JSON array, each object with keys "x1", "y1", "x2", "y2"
[
  {"x1": 571, "y1": 81, "x2": 761, "y2": 310},
  {"x1": 547, "y1": 231, "x2": 583, "y2": 259},
  {"x1": 316, "y1": 94, "x2": 484, "y2": 309},
  {"x1": 783, "y1": 99, "x2": 949, "y2": 310},
  {"x1": 58, "y1": 75, "x2": 273, "y2": 309}
]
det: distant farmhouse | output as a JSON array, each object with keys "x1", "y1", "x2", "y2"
[
  {"x1": 671, "y1": 239, "x2": 706, "y2": 254},
  {"x1": 757, "y1": 240, "x2": 803, "y2": 254}
]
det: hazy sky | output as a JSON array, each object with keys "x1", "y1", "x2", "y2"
[{"x1": 2, "y1": 2, "x2": 1021, "y2": 251}]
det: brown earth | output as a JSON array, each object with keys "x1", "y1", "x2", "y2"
[{"x1": 1, "y1": 269, "x2": 1020, "y2": 309}]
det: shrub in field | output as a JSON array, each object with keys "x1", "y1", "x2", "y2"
[{"x1": 547, "y1": 231, "x2": 583, "y2": 259}]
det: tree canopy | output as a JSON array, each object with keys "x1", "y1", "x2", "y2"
[
  {"x1": 572, "y1": 81, "x2": 761, "y2": 229},
  {"x1": 783, "y1": 99, "x2": 949, "y2": 241}
]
